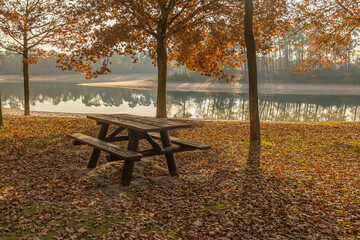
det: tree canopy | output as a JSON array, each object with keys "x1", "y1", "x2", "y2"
[
  {"x1": 0, "y1": 0, "x2": 72, "y2": 115},
  {"x1": 0, "y1": 0, "x2": 71, "y2": 62},
  {"x1": 291, "y1": 0, "x2": 359, "y2": 72},
  {"x1": 58, "y1": 0, "x2": 289, "y2": 117},
  {"x1": 59, "y1": 0, "x2": 289, "y2": 78}
]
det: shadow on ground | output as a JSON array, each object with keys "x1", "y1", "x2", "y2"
[{"x1": 61, "y1": 142, "x2": 343, "y2": 239}]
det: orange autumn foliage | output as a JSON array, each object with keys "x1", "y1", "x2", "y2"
[
  {"x1": 290, "y1": 0, "x2": 359, "y2": 73},
  {"x1": 0, "y1": 0, "x2": 75, "y2": 115},
  {"x1": 57, "y1": 0, "x2": 289, "y2": 117},
  {"x1": 58, "y1": 0, "x2": 289, "y2": 81},
  {"x1": 0, "y1": 0, "x2": 73, "y2": 62}
]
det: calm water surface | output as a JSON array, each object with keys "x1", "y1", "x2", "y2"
[{"x1": 1, "y1": 81, "x2": 359, "y2": 122}]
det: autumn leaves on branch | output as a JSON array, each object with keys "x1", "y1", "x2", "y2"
[
  {"x1": 289, "y1": 0, "x2": 360, "y2": 74},
  {"x1": 0, "y1": 0, "x2": 76, "y2": 115},
  {"x1": 55, "y1": 0, "x2": 289, "y2": 118}
]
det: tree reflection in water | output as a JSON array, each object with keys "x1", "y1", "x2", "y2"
[{"x1": 1, "y1": 82, "x2": 359, "y2": 122}]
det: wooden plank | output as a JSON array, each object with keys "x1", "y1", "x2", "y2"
[
  {"x1": 162, "y1": 145, "x2": 183, "y2": 154},
  {"x1": 113, "y1": 114, "x2": 191, "y2": 130},
  {"x1": 87, "y1": 115, "x2": 161, "y2": 132},
  {"x1": 160, "y1": 130, "x2": 178, "y2": 176},
  {"x1": 106, "y1": 154, "x2": 141, "y2": 162},
  {"x1": 139, "y1": 145, "x2": 202, "y2": 157},
  {"x1": 121, "y1": 130, "x2": 141, "y2": 186},
  {"x1": 125, "y1": 114, "x2": 191, "y2": 129},
  {"x1": 68, "y1": 133, "x2": 142, "y2": 160},
  {"x1": 120, "y1": 115, "x2": 172, "y2": 129},
  {"x1": 73, "y1": 140, "x2": 84, "y2": 146},
  {"x1": 148, "y1": 132, "x2": 211, "y2": 150},
  {"x1": 140, "y1": 149, "x2": 159, "y2": 157},
  {"x1": 105, "y1": 135, "x2": 129, "y2": 142},
  {"x1": 88, "y1": 123, "x2": 109, "y2": 168},
  {"x1": 109, "y1": 126, "x2": 126, "y2": 137},
  {"x1": 78, "y1": 135, "x2": 129, "y2": 144},
  {"x1": 143, "y1": 132, "x2": 164, "y2": 154}
]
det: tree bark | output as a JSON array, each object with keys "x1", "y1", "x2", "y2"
[
  {"x1": 244, "y1": 0, "x2": 261, "y2": 142},
  {"x1": 0, "y1": 93, "x2": 3, "y2": 127},
  {"x1": 23, "y1": 46, "x2": 30, "y2": 116},
  {"x1": 156, "y1": 35, "x2": 168, "y2": 118}
]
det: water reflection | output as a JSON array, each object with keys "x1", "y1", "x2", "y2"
[
  {"x1": 167, "y1": 92, "x2": 360, "y2": 122},
  {"x1": 0, "y1": 82, "x2": 359, "y2": 122}
]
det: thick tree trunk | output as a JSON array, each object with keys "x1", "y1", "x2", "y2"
[
  {"x1": 156, "y1": 36, "x2": 168, "y2": 118},
  {"x1": 0, "y1": 93, "x2": 3, "y2": 127},
  {"x1": 244, "y1": 0, "x2": 261, "y2": 142},
  {"x1": 23, "y1": 49, "x2": 30, "y2": 116}
]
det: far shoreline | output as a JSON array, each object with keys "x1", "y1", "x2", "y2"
[
  {"x1": 78, "y1": 78, "x2": 360, "y2": 96},
  {"x1": 1, "y1": 74, "x2": 359, "y2": 95}
]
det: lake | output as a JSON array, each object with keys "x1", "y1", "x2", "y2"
[{"x1": 1, "y1": 81, "x2": 359, "y2": 122}]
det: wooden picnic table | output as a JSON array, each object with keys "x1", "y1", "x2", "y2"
[{"x1": 68, "y1": 114, "x2": 210, "y2": 186}]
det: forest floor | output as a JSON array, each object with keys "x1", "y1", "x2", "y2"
[{"x1": 0, "y1": 111, "x2": 359, "y2": 239}]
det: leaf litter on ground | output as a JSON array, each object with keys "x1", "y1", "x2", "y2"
[{"x1": 0, "y1": 115, "x2": 359, "y2": 239}]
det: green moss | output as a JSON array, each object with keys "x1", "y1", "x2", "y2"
[
  {"x1": 89, "y1": 225, "x2": 109, "y2": 234},
  {"x1": 102, "y1": 216, "x2": 128, "y2": 223},
  {"x1": 146, "y1": 224, "x2": 181, "y2": 239},
  {"x1": 48, "y1": 137, "x2": 63, "y2": 143},
  {"x1": 261, "y1": 140, "x2": 274, "y2": 146},
  {"x1": 40, "y1": 231, "x2": 57, "y2": 240},
  {"x1": 149, "y1": 226, "x2": 162, "y2": 233},
  {"x1": 348, "y1": 140, "x2": 360, "y2": 145},
  {"x1": 21, "y1": 203, "x2": 37, "y2": 215},
  {"x1": 204, "y1": 203, "x2": 226, "y2": 210}
]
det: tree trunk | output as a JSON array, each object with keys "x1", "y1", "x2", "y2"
[
  {"x1": 156, "y1": 36, "x2": 168, "y2": 118},
  {"x1": 0, "y1": 93, "x2": 3, "y2": 127},
  {"x1": 244, "y1": 0, "x2": 261, "y2": 142},
  {"x1": 23, "y1": 48, "x2": 30, "y2": 116}
]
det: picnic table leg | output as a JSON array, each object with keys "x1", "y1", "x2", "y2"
[
  {"x1": 87, "y1": 123, "x2": 109, "y2": 168},
  {"x1": 121, "y1": 130, "x2": 140, "y2": 186},
  {"x1": 160, "y1": 130, "x2": 179, "y2": 176}
]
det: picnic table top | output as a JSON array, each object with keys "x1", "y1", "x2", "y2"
[{"x1": 87, "y1": 114, "x2": 191, "y2": 132}]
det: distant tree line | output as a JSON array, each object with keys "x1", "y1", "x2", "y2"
[
  {"x1": 0, "y1": 52, "x2": 157, "y2": 76},
  {"x1": 169, "y1": 34, "x2": 360, "y2": 84},
  {"x1": 1, "y1": 50, "x2": 359, "y2": 85}
]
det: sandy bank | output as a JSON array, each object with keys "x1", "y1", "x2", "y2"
[
  {"x1": 2, "y1": 107, "x2": 86, "y2": 118},
  {"x1": 79, "y1": 79, "x2": 360, "y2": 95}
]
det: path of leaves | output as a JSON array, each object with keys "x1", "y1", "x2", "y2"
[{"x1": 0, "y1": 116, "x2": 359, "y2": 239}]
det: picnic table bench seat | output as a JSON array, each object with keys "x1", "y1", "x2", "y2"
[
  {"x1": 147, "y1": 132, "x2": 211, "y2": 150},
  {"x1": 68, "y1": 133, "x2": 142, "y2": 161},
  {"x1": 68, "y1": 114, "x2": 211, "y2": 186}
]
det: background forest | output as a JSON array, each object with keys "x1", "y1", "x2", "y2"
[{"x1": 1, "y1": 49, "x2": 359, "y2": 84}]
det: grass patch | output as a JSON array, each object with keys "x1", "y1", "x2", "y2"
[
  {"x1": 204, "y1": 203, "x2": 226, "y2": 210},
  {"x1": 21, "y1": 203, "x2": 37, "y2": 215},
  {"x1": 147, "y1": 225, "x2": 181, "y2": 239},
  {"x1": 40, "y1": 231, "x2": 57, "y2": 240},
  {"x1": 261, "y1": 140, "x2": 274, "y2": 146},
  {"x1": 149, "y1": 225, "x2": 162, "y2": 234},
  {"x1": 0, "y1": 139, "x2": 5, "y2": 148},
  {"x1": 47, "y1": 137, "x2": 63, "y2": 143},
  {"x1": 102, "y1": 216, "x2": 128, "y2": 223},
  {"x1": 75, "y1": 215, "x2": 128, "y2": 234},
  {"x1": 348, "y1": 140, "x2": 360, "y2": 145}
]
